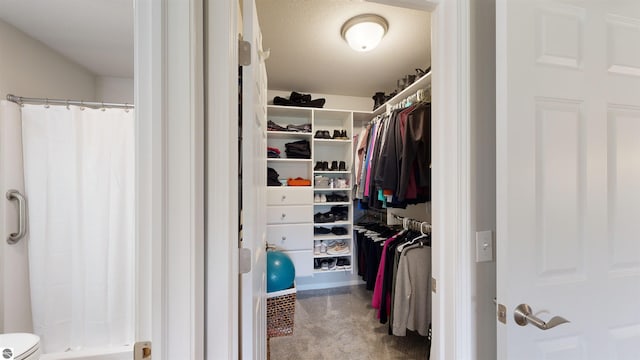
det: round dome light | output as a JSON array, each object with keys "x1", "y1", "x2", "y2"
[{"x1": 341, "y1": 14, "x2": 389, "y2": 52}]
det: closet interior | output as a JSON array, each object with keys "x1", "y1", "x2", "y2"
[{"x1": 256, "y1": 0, "x2": 433, "y2": 356}]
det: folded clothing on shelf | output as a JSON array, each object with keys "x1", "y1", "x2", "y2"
[
  {"x1": 287, "y1": 177, "x2": 311, "y2": 186},
  {"x1": 284, "y1": 139, "x2": 311, "y2": 159},
  {"x1": 267, "y1": 119, "x2": 312, "y2": 133},
  {"x1": 267, "y1": 147, "x2": 281, "y2": 158},
  {"x1": 267, "y1": 167, "x2": 281, "y2": 186}
]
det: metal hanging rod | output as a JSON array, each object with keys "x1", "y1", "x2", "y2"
[
  {"x1": 392, "y1": 214, "x2": 432, "y2": 233},
  {"x1": 6, "y1": 94, "x2": 134, "y2": 110}
]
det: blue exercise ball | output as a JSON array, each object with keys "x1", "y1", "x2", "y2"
[{"x1": 267, "y1": 251, "x2": 295, "y2": 293}]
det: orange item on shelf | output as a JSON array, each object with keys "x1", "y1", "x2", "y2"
[{"x1": 287, "y1": 177, "x2": 311, "y2": 186}]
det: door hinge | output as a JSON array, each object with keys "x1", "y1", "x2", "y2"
[
  {"x1": 239, "y1": 38, "x2": 251, "y2": 66},
  {"x1": 431, "y1": 277, "x2": 437, "y2": 293},
  {"x1": 497, "y1": 303, "x2": 507, "y2": 324},
  {"x1": 239, "y1": 248, "x2": 252, "y2": 274}
]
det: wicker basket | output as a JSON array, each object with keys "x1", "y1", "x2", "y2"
[{"x1": 266, "y1": 284, "x2": 296, "y2": 338}]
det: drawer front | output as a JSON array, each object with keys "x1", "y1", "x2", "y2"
[
  {"x1": 283, "y1": 250, "x2": 313, "y2": 278},
  {"x1": 267, "y1": 205, "x2": 312, "y2": 224},
  {"x1": 267, "y1": 224, "x2": 312, "y2": 251},
  {"x1": 267, "y1": 187, "x2": 312, "y2": 205}
]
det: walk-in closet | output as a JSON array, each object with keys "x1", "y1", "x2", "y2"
[{"x1": 249, "y1": 1, "x2": 435, "y2": 358}]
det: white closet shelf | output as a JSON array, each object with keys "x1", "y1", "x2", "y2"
[
  {"x1": 313, "y1": 138, "x2": 351, "y2": 143},
  {"x1": 313, "y1": 201, "x2": 351, "y2": 206},
  {"x1": 313, "y1": 252, "x2": 351, "y2": 259},
  {"x1": 314, "y1": 268, "x2": 351, "y2": 274},
  {"x1": 267, "y1": 158, "x2": 313, "y2": 163},
  {"x1": 313, "y1": 234, "x2": 352, "y2": 241},
  {"x1": 313, "y1": 220, "x2": 350, "y2": 226},
  {"x1": 371, "y1": 71, "x2": 432, "y2": 118},
  {"x1": 313, "y1": 187, "x2": 352, "y2": 192},
  {"x1": 313, "y1": 170, "x2": 351, "y2": 174},
  {"x1": 267, "y1": 130, "x2": 312, "y2": 139}
]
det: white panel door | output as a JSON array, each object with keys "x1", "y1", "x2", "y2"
[
  {"x1": 241, "y1": 0, "x2": 268, "y2": 359},
  {"x1": 497, "y1": 0, "x2": 640, "y2": 358}
]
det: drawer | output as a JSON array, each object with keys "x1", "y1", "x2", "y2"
[
  {"x1": 267, "y1": 187, "x2": 312, "y2": 205},
  {"x1": 283, "y1": 250, "x2": 313, "y2": 278},
  {"x1": 267, "y1": 205, "x2": 312, "y2": 224},
  {"x1": 267, "y1": 224, "x2": 313, "y2": 251}
]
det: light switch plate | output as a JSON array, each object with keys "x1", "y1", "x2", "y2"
[{"x1": 475, "y1": 230, "x2": 493, "y2": 262}]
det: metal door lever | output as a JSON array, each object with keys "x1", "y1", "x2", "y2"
[{"x1": 514, "y1": 304, "x2": 569, "y2": 330}]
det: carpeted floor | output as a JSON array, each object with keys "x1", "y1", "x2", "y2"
[{"x1": 269, "y1": 284, "x2": 430, "y2": 360}]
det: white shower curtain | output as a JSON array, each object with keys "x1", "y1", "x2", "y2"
[{"x1": 21, "y1": 104, "x2": 134, "y2": 353}]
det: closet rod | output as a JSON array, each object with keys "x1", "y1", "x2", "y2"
[
  {"x1": 392, "y1": 214, "x2": 432, "y2": 233},
  {"x1": 6, "y1": 94, "x2": 135, "y2": 110}
]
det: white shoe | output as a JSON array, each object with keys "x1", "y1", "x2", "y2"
[
  {"x1": 314, "y1": 194, "x2": 321, "y2": 202},
  {"x1": 320, "y1": 194, "x2": 327, "y2": 202}
]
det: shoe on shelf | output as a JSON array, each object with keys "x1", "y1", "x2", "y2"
[
  {"x1": 314, "y1": 226, "x2": 331, "y2": 235},
  {"x1": 327, "y1": 258, "x2": 337, "y2": 270},
  {"x1": 338, "y1": 161, "x2": 346, "y2": 171},
  {"x1": 314, "y1": 130, "x2": 324, "y2": 138},
  {"x1": 341, "y1": 130, "x2": 349, "y2": 139},
  {"x1": 336, "y1": 258, "x2": 348, "y2": 269},
  {"x1": 332, "y1": 130, "x2": 341, "y2": 139},
  {"x1": 314, "y1": 259, "x2": 322, "y2": 270},
  {"x1": 320, "y1": 241, "x2": 327, "y2": 254},
  {"x1": 314, "y1": 211, "x2": 335, "y2": 223},
  {"x1": 327, "y1": 240, "x2": 349, "y2": 255},
  {"x1": 331, "y1": 226, "x2": 348, "y2": 236},
  {"x1": 320, "y1": 194, "x2": 327, "y2": 202},
  {"x1": 314, "y1": 242, "x2": 322, "y2": 255},
  {"x1": 321, "y1": 260, "x2": 329, "y2": 271},
  {"x1": 314, "y1": 161, "x2": 324, "y2": 171},
  {"x1": 329, "y1": 160, "x2": 338, "y2": 171},
  {"x1": 314, "y1": 194, "x2": 321, "y2": 202}
]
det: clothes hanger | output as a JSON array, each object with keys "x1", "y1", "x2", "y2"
[{"x1": 397, "y1": 220, "x2": 430, "y2": 253}]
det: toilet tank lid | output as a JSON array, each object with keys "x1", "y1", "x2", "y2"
[{"x1": 0, "y1": 333, "x2": 40, "y2": 356}]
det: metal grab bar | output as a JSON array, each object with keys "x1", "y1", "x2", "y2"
[{"x1": 6, "y1": 189, "x2": 27, "y2": 244}]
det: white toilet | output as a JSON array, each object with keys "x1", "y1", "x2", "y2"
[{"x1": 0, "y1": 333, "x2": 41, "y2": 360}]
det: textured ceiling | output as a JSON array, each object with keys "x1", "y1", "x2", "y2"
[
  {"x1": 0, "y1": 0, "x2": 133, "y2": 78},
  {"x1": 256, "y1": 0, "x2": 431, "y2": 97},
  {"x1": 0, "y1": 0, "x2": 429, "y2": 96}
]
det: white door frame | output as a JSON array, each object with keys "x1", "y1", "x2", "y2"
[
  {"x1": 135, "y1": 0, "x2": 206, "y2": 359},
  {"x1": 137, "y1": 0, "x2": 477, "y2": 358}
]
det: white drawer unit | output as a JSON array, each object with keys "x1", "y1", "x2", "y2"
[
  {"x1": 267, "y1": 205, "x2": 313, "y2": 224},
  {"x1": 267, "y1": 224, "x2": 312, "y2": 251},
  {"x1": 282, "y1": 250, "x2": 313, "y2": 277},
  {"x1": 267, "y1": 187, "x2": 313, "y2": 205}
]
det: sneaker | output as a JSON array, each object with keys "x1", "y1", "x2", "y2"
[
  {"x1": 314, "y1": 259, "x2": 322, "y2": 270},
  {"x1": 314, "y1": 194, "x2": 321, "y2": 202},
  {"x1": 314, "y1": 242, "x2": 322, "y2": 255},
  {"x1": 342, "y1": 258, "x2": 352, "y2": 270},
  {"x1": 321, "y1": 260, "x2": 329, "y2": 271},
  {"x1": 327, "y1": 240, "x2": 349, "y2": 255},
  {"x1": 327, "y1": 258, "x2": 337, "y2": 270},
  {"x1": 336, "y1": 258, "x2": 347, "y2": 269},
  {"x1": 320, "y1": 241, "x2": 327, "y2": 254},
  {"x1": 320, "y1": 194, "x2": 327, "y2": 202}
]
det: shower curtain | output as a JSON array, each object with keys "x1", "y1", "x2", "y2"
[{"x1": 21, "y1": 104, "x2": 135, "y2": 353}]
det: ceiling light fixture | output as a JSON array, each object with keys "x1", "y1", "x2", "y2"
[{"x1": 341, "y1": 14, "x2": 388, "y2": 52}]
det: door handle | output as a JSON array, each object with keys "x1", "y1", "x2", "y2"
[
  {"x1": 6, "y1": 189, "x2": 27, "y2": 244},
  {"x1": 514, "y1": 304, "x2": 569, "y2": 330}
]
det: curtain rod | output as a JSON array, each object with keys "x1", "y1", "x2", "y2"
[{"x1": 6, "y1": 94, "x2": 134, "y2": 110}]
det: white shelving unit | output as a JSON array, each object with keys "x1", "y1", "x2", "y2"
[{"x1": 266, "y1": 105, "x2": 358, "y2": 279}]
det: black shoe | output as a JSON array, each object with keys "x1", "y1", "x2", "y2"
[
  {"x1": 341, "y1": 130, "x2": 349, "y2": 139},
  {"x1": 314, "y1": 212, "x2": 335, "y2": 223},
  {"x1": 332, "y1": 130, "x2": 341, "y2": 139},
  {"x1": 322, "y1": 161, "x2": 329, "y2": 171},
  {"x1": 314, "y1": 226, "x2": 331, "y2": 234},
  {"x1": 330, "y1": 161, "x2": 338, "y2": 171},
  {"x1": 338, "y1": 161, "x2": 346, "y2": 171},
  {"x1": 314, "y1": 161, "x2": 324, "y2": 171},
  {"x1": 331, "y1": 227, "x2": 348, "y2": 235},
  {"x1": 314, "y1": 130, "x2": 325, "y2": 138}
]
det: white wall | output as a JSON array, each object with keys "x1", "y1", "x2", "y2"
[
  {"x1": 0, "y1": 19, "x2": 97, "y2": 101},
  {"x1": 96, "y1": 76, "x2": 134, "y2": 103},
  {"x1": 268, "y1": 89, "x2": 372, "y2": 112},
  {"x1": 470, "y1": 0, "x2": 497, "y2": 358},
  {"x1": 0, "y1": 18, "x2": 98, "y2": 333}
]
